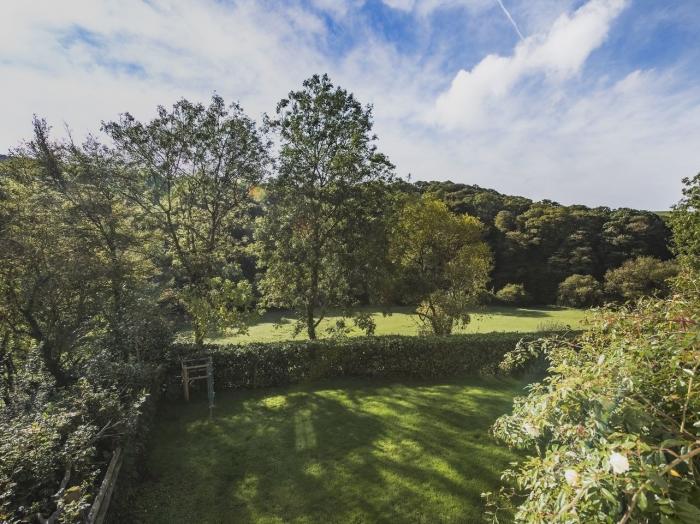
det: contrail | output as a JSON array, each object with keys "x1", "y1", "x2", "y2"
[{"x1": 495, "y1": 0, "x2": 525, "y2": 41}]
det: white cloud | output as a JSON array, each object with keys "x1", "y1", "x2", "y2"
[{"x1": 434, "y1": 0, "x2": 628, "y2": 128}]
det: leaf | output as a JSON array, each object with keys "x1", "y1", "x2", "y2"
[
  {"x1": 638, "y1": 490, "x2": 648, "y2": 511},
  {"x1": 675, "y1": 500, "x2": 700, "y2": 524},
  {"x1": 601, "y1": 487, "x2": 617, "y2": 503}
]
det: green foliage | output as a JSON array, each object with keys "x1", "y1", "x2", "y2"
[
  {"x1": 257, "y1": 74, "x2": 394, "y2": 340},
  {"x1": 389, "y1": 196, "x2": 492, "y2": 335},
  {"x1": 604, "y1": 256, "x2": 679, "y2": 301},
  {"x1": 671, "y1": 173, "x2": 700, "y2": 270},
  {"x1": 496, "y1": 283, "x2": 530, "y2": 306},
  {"x1": 169, "y1": 331, "x2": 574, "y2": 391},
  {"x1": 417, "y1": 181, "x2": 673, "y2": 303},
  {"x1": 485, "y1": 273, "x2": 700, "y2": 523},
  {"x1": 0, "y1": 121, "x2": 170, "y2": 521},
  {"x1": 105, "y1": 95, "x2": 269, "y2": 345},
  {"x1": 557, "y1": 274, "x2": 604, "y2": 307},
  {"x1": 179, "y1": 277, "x2": 255, "y2": 345},
  {"x1": 0, "y1": 377, "x2": 149, "y2": 522}
]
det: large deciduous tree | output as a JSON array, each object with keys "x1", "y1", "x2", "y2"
[
  {"x1": 257, "y1": 74, "x2": 394, "y2": 340},
  {"x1": 389, "y1": 196, "x2": 492, "y2": 335},
  {"x1": 0, "y1": 119, "x2": 170, "y2": 388},
  {"x1": 104, "y1": 96, "x2": 269, "y2": 345}
]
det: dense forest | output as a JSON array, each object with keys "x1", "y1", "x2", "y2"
[{"x1": 413, "y1": 180, "x2": 672, "y2": 302}]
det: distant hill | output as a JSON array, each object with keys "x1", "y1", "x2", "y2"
[{"x1": 409, "y1": 180, "x2": 673, "y2": 303}]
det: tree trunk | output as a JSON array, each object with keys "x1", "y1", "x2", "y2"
[
  {"x1": 0, "y1": 333, "x2": 14, "y2": 407},
  {"x1": 306, "y1": 303, "x2": 317, "y2": 340},
  {"x1": 108, "y1": 246, "x2": 128, "y2": 360},
  {"x1": 193, "y1": 321, "x2": 205, "y2": 347},
  {"x1": 39, "y1": 341, "x2": 71, "y2": 387}
]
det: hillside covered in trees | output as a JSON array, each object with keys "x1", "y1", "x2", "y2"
[{"x1": 412, "y1": 181, "x2": 672, "y2": 303}]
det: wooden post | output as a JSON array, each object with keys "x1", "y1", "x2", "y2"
[
  {"x1": 182, "y1": 365, "x2": 189, "y2": 402},
  {"x1": 207, "y1": 357, "x2": 214, "y2": 420},
  {"x1": 86, "y1": 447, "x2": 123, "y2": 524}
]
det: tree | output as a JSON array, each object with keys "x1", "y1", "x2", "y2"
[
  {"x1": 496, "y1": 283, "x2": 530, "y2": 306},
  {"x1": 0, "y1": 152, "x2": 108, "y2": 386},
  {"x1": 389, "y1": 196, "x2": 491, "y2": 335},
  {"x1": 600, "y1": 209, "x2": 672, "y2": 268},
  {"x1": 557, "y1": 274, "x2": 604, "y2": 308},
  {"x1": 29, "y1": 120, "x2": 158, "y2": 359},
  {"x1": 604, "y1": 256, "x2": 678, "y2": 302},
  {"x1": 494, "y1": 210, "x2": 516, "y2": 232},
  {"x1": 0, "y1": 122, "x2": 168, "y2": 386},
  {"x1": 412, "y1": 181, "x2": 674, "y2": 305},
  {"x1": 104, "y1": 96, "x2": 269, "y2": 345},
  {"x1": 257, "y1": 74, "x2": 394, "y2": 339}
]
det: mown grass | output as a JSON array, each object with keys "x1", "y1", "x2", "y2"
[
  {"x1": 128, "y1": 376, "x2": 530, "y2": 523},
  {"x1": 203, "y1": 305, "x2": 587, "y2": 344}
]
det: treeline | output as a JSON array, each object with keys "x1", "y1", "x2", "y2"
[{"x1": 412, "y1": 180, "x2": 673, "y2": 303}]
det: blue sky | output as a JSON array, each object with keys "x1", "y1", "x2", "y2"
[{"x1": 2, "y1": 0, "x2": 699, "y2": 209}]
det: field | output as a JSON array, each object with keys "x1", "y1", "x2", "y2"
[
  {"x1": 126, "y1": 376, "x2": 529, "y2": 523},
  {"x1": 204, "y1": 305, "x2": 588, "y2": 344}
]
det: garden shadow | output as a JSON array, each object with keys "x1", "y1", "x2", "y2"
[{"x1": 127, "y1": 376, "x2": 528, "y2": 523}]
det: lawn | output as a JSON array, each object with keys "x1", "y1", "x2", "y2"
[
  {"x1": 127, "y1": 376, "x2": 530, "y2": 523},
  {"x1": 205, "y1": 305, "x2": 587, "y2": 344}
]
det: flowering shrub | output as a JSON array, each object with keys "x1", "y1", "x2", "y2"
[{"x1": 484, "y1": 272, "x2": 700, "y2": 522}]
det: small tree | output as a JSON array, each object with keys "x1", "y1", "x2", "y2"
[
  {"x1": 496, "y1": 283, "x2": 530, "y2": 306},
  {"x1": 257, "y1": 74, "x2": 394, "y2": 339},
  {"x1": 390, "y1": 196, "x2": 491, "y2": 335},
  {"x1": 557, "y1": 274, "x2": 603, "y2": 308},
  {"x1": 604, "y1": 256, "x2": 678, "y2": 302}
]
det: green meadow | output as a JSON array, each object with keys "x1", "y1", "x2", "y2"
[{"x1": 202, "y1": 305, "x2": 588, "y2": 344}]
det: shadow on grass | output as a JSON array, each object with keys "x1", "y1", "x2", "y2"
[{"x1": 124, "y1": 377, "x2": 529, "y2": 523}]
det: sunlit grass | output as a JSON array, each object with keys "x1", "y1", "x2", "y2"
[
  {"x1": 200, "y1": 305, "x2": 588, "y2": 344},
  {"x1": 127, "y1": 376, "x2": 530, "y2": 523}
]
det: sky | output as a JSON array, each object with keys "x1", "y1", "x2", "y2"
[{"x1": 1, "y1": 0, "x2": 699, "y2": 210}]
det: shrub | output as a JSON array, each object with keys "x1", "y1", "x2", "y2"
[
  {"x1": 495, "y1": 283, "x2": 530, "y2": 305},
  {"x1": 167, "y1": 331, "x2": 577, "y2": 392},
  {"x1": 484, "y1": 272, "x2": 700, "y2": 523},
  {"x1": 0, "y1": 378, "x2": 148, "y2": 522},
  {"x1": 604, "y1": 256, "x2": 678, "y2": 301},
  {"x1": 557, "y1": 274, "x2": 604, "y2": 307}
]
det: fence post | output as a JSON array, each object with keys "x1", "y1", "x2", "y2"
[{"x1": 182, "y1": 364, "x2": 190, "y2": 402}]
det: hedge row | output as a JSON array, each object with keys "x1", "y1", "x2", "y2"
[{"x1": 169, "y1": 331, "x2": 578, "y2": 392}]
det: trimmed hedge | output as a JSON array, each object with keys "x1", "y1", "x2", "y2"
[{"x1": 169, "y1": 331, "x2": 578, "y2": 392}]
